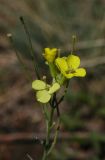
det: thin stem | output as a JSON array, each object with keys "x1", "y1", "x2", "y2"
[
  {"x1": 56, "y1": 98, "x2": 60, "y2": 118},
  {"x1": 46, "y1": 107, "x2": 55, "y2": 146},
  {"x1": 42, "y1": 92, "x2": 62, "y2": 160},
  {"x1": 42, "y1": 150, "x2": 47, "y2": 160},
  {"x1": 47, "y1": 118, "x2": 60, "y2": 156},
  {"x1": 42, "y1": 105, "x2": 49, "y2": 160},
  {"x1": 42, "y1": 107, "x2": 55, "y2": 160},
  {"x1": 19, "y1": 16, "x2": 40, "y2": 79},
  {"x1": 47, "y1": 97, "x2": 60, "y2": 156},
  {"x1": 71, "y1": 35, "x2": 77, "y2": 54},
  {"x1": 42, "y1": 105, "x2": 49, "y2": 121},
  {"x1": 47, "y1": 93, "x2": 60, "y2": 155},
  {"x1": 57, "y1": 81, "x2": 69, "y2": 105},
  {"x1": 7, "y1": 33, "x2": 32, "y2": 82}
]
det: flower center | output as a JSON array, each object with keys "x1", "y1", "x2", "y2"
[{"x1": 66, "y1": 69, "x2": 76, "y2": 74}]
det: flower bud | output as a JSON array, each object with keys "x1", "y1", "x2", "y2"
[{"x1": 43, "y1": 48, "x2": 57, "y2": 63}]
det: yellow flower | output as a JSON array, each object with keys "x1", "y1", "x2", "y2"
[
  {"x1": 55, "y1": 54, "x2": 86, "y2": 79},
  {"x1": 43, "y1": 48, "x2": 57, "y2": 63},
  {"x1": 32, "y1": 80, "x2": 60, "y2": 103}
]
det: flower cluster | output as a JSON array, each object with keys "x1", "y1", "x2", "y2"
[
  {"x1": 32, "y1": 48, "x2": 86, "y2": 103},
  {"x1": 32, "y1": 80, "x2": 60, "y2": 103}
]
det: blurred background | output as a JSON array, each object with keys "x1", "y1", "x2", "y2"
[{"x1": 0, "y1": 0, "x2": 105, "y2": 159}]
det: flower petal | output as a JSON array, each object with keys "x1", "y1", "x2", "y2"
[
  {"x1": 48, "y1": 83, "x2": 60, "y2": 94},
  {"x1": 32, "y1": 80, "x2": 46, "y2": 90},
  {"x1": 63, "y1": 73, "x2": 74, "y2": 79},
  {"x1": 74, "y1": 68, "x2": 86, "y2": 77},
  {"x1": 36, "y1": 90, "x2": 51, "y2": 103},
  {"x1": 55, "y1": 57, "x2": 69, "y2": 73},
  {"x1": 67, "y1": 55, "x2": 80, "y2": 70}
]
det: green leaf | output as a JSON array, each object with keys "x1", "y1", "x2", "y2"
[
  {"x1": 32, "y1": 80, "x2": 46, "y2": 90},
  {"x1": 48, "y1": 83, "x2": 60, "y2": 94},
  {"x1": 36, "y1": 90, "x2": 51, "y2": 103}
]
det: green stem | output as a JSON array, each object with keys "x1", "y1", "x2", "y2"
[
  {"x1": 7, "y1": 34, "x2": 32, "y2": 82},
  {"x1": 47, "y1": 118, "x2": 60, "y2": 156},
  {"x1": 42, "y1": 94, "x2": 61, "y2": 160},
  {"x1": 19, "y1": 16, "x2": 40, "y2": 79},
  {"x1": 42, "y1": 150, "x2": 47, "y2": 160},
  {"x1": 71, "y1": 35, "x2": 77, "y2": 54},
  {"x1": 42, "y1": 107, "x2": 55, "y2": 160},
  {"x1": 46, "y1": 107, "x2": 55, "y2": 146},
  {"x1": 47, "y1": 101, "x2": 60, "y2": 156},
  {"x1": 57, "y1": 81, "x2": 69, "y2": 105}
]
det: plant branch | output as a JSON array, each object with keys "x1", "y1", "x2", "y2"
[
  {"x1": 57, "y1": 81, "x2": 69, "y2": 105},
  {"x1": 42, "y1": 106, "x2": 55, "y2": 160},
  {"x1": 19, "y1": 16, "x2": 40, "y2": 79},
  {"x1": 7, "y1": 33, "x2": 32, "y2": 82}
]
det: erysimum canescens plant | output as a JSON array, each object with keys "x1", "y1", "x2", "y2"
[
  {"x1": 31, "y1": 47, "x2": 86, "y2": 160},
  {"x1": 7, "y1": 19, "x2": 86, "y2": 160}
]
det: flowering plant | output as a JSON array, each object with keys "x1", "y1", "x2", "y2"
[
  {"x1": 32, "y1": 46, "x2": 86, "y2": 160},
  {"x1": 8, "y1": 26, "x2": 86, "y2": 159}
]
